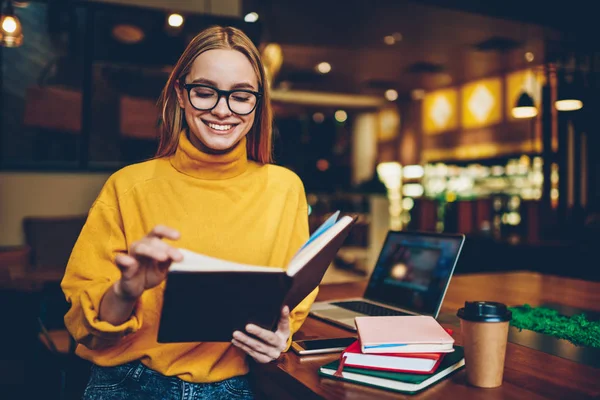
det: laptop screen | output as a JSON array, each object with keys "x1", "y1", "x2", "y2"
[{"x1": 364, "y1": 231, "x2": 465, "y2": 317}]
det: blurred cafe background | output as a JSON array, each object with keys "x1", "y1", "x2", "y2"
[{"x1": 0, "y1": 0, "x2": 598, "y2": 398}]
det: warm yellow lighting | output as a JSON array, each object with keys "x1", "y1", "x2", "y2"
[
  {"x1": 422, "y1": 88, "x2": 458, "y2": 134},
  {"x1": 312, "y1": 112, "x2": 325, "y2": 123},
  {"x1": 377, "y1": 162, "x2": 402, "y2": 190},
  {"x1": 377, "y1": 162, "x2": 403, "y2": 230},
  {"x1": 2, "y1": 16, "x2": 17, "y2": 33},
  {"x1": 507, "y1": 70, "x2": 543, "y2": 120},
  {"x1": 167, "y1": 13, "x2": 183, "y2": 27},
  {"x1": 391, "y1": 263, "x2": 408, "y2": 279},
  {"x1": 0, "y1": 11, "x2": 23, "y2": 47},
  {"x1": 383, "y1": 32, "x2": 402, "y2": 45},
  {"x1": 385, "y1": 89, "x2": 398, "y2": 101},
  {"x1": 511, "y1": 106, "x2": 537, "y2": 119},
  {"x1": 461, "y1": 78, "x2": 501, "y2": 128},
  {"x1": 431, "y1": 95, "x2": 452, "y2": 128},
  {"x1": 402, "y1": 165, "x2": 424, "y2": 179},
  {"x1": 403, "y1": 184, "x2": 424, "y2": 197},
  {"x1": 402, "y1": 197, "x2": 414, "y2": 211},
  {"x1": 525, "y1": 52, "x2": 535, "y2": 63},
  {"x1": 316, "y1": 62, "x2": 331, "y2": 74},
  {"x1": 244, "y1": 12, "x2": 259, "y2": 23},
  {"x1": 378, "y1": 107, "x2": 400, "y2": 140},
  {"x1": 261, "y1": 43, "x2": 283, "y2": 85},
  {"x1": 334, "y1": 109, "x2": 347, "y2": 123},
  {"x1": 555, "y1": 99, "x2": 583, "y2": 111}
]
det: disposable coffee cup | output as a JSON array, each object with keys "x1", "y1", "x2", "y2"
[{"x1": 457, "y1": 301, "x2": 512, "y2": 388}]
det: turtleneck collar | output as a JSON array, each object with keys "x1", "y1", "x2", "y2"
[{"x1": 170, "y1": 130, "x2": 248, "y2": 180}]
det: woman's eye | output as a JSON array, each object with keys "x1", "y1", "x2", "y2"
[
  {"x1": 232, "y1": 94, "x2": 251, "y2": 102},
  {"x1": 192, "y1": 90, "x2": 216, "y2": 98}
]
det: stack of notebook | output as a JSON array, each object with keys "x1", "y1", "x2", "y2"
[{"x1": 319, "y1": 316, "x2": 465, "y2": 394}]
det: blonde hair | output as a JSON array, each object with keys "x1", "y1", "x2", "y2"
[{"x1": 156, "y1": 26, "x2": 273, "y2": 163}]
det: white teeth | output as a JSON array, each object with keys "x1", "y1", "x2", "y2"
[{"x1": 207, "y1": 123, "x2": 232, "y2": 131}]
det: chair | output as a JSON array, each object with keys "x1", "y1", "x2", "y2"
[
  {"x1": 0, "y1": 246, "x2": 30, "y2": 279},
  {"x1": 23, "y1": 215, "x2": 87, "y2": 272},
  {"x1": 37, "y1": 281, "x2": 91, "y2": 400}
]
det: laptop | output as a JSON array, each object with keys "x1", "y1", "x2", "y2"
[{"x1": 309, "y1": 230, "x2": 465, "y2": 330}]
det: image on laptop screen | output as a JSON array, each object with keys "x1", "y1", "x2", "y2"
[{"x1": 364, "y1": 232, "x2": 463, "y2": 316}]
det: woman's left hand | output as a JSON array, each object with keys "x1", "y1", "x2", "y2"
[{"x1": 232, "y1": 306, "x2": 290, "y2": 363}]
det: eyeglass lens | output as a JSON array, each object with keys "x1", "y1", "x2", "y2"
[{"x1": 188, "y1": 86, "x2": 258, "y2": 115}]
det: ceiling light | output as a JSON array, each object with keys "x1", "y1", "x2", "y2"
[
  {"x1": 556, "y1": 99, "x2": 583, "y2": 111},
  {"x1": 555, "y1": 80, "x2": 583, "y2": 111},
  {"x1": 383, "y1": 32, "x2": 402, "y2": 45},
  {"x1": 167, "y1": 13, "x2": 184, "y2": 28},
  {"x1": 512, "y1": 92, "x2": 537, "y2": 118},
  {"x1": 244, "y1": 12, "x2": 259, "y2": 23},
  {"x1": 0, "y1": 1, "x2": 23, "y2": 47},
  {"x1": 524, "y1": 52, "x2": 534, "y2": 63},
  {"x1": 316, "y1": 62, "x2": 331, "y2": 74},
  {"x1": 385, "y1": 89, "x2": 398, "y2": 101},
  {"x1": 334, "y1": 110, "x2": 347, "y2": 123}
]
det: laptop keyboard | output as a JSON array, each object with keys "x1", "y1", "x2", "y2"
[{"x1": 331, "y1": 301, "x2": 410, "y2": 317}]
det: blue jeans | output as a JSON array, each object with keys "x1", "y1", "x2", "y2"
[{"x1": 82, "y1": 361, "x2": 255, "y2": 400}]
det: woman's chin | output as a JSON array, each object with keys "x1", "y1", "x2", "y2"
[{"x1": 195, "y1": 135, "x2": 239, "y2": 153}]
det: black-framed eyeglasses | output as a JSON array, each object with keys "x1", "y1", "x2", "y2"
[{"x1": 181, "y1": 83, "x2": 262, "y2": 116}]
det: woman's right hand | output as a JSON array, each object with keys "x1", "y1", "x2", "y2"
[{"x1": 113, "y1": 225, "x2": 183, "y2": 301}]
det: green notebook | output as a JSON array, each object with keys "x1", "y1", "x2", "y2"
[{"x1": 319, "y1": 346, "x2": 465, "y2": 395}]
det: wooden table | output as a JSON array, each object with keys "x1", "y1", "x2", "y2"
[{"x1": 254, "y1": 272, "x2": 600, "y2": 399}]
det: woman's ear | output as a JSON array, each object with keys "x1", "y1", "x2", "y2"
[{"x1": 174, "y1": 80, "x2": 185, "y2": 109}]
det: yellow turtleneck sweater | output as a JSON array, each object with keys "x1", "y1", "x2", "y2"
[{"x1": 61, "y1": 131, "x2": 318, "y2": 383}]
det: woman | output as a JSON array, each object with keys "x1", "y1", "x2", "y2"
[{"x1": 61, "y1": 26, "x2": 318, "y2": 399}]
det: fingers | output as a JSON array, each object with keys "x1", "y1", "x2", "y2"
[
  {"x1": 232, "y1": 330, "x2": 282, "y2": 363},
  {"x1": 115, "y1": 254, "x2": 139, "y2": 279},
  {"x1": 231, "y1": 337, "x2": 273, "y2": 364},
  {"x1": 130, "y1": 236, "x2": 183, "y2": 263},
  {"x1": 147, "y1": 225, "x2": 181, "y2": 241},
  {"x1": 276, "y1": 306, "x2": 290, "y2": 336},
  {"x1": 167, "y1": 246, "x2": 184, "y2": 262}
]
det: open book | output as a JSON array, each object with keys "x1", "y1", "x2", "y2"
[{"x1": 157, "y1": 211, "x2": 357, "y2": 343}]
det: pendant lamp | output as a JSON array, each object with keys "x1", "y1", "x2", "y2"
[
  {"x1": 555, "y1": 80, "x2": 583, "y2": 111},
  {"x1": 512, "y1": 91, "x2": 537, "y2": 119},
  {"x1": 0, "y1": 1, "x2": 23, "y2": 48}
]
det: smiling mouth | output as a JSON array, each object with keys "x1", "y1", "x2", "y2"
[{"x1": 202, "y1": 120, "x2": 238, "y2": 133}]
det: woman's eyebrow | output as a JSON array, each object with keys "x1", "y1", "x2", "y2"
[{"x1": 188, "y1": 77, "x2": 257, "y2": 91}]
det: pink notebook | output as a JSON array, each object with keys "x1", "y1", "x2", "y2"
[{"x1": 355, "y1": 315, "x2": 455, "y2": 354}]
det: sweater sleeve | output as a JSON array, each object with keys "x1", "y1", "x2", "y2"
[
  {"x1": 61, "y1": 196, "x2": 143, "y2": 350},
  {"x1": 284, "y1": 184, "x2": 319, "y2": 351}
]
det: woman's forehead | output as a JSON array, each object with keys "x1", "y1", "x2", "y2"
[{"x1": 187, "y1": 49, "x2": 258, "y2": 89}]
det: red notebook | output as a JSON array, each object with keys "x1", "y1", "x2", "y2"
[{"x1": 339, "y1": 340, "x2": 445, "y2": 374}]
